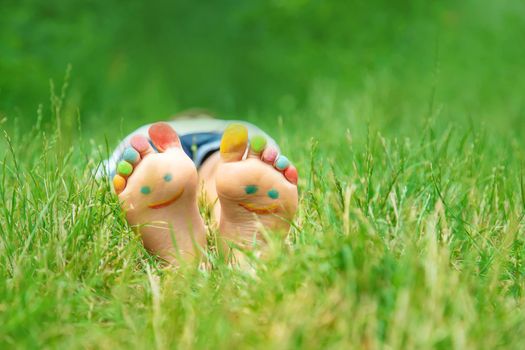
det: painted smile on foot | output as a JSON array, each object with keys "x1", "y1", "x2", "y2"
[
  {"x1": 238, "y1": 202, "x2": 280, "y2": 215},
  {"x1": 112, "y1": 122, "x2": 207, "y2": 263},
  {"x1": 147, "y1": 188, "x2": 185, "y2": 209}
]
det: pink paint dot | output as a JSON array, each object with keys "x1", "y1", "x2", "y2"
[{"x1": 262, "y1": 147, "x2": 278, "y2": 164}]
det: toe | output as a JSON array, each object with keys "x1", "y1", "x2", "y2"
[
  {"x1": 117, "y1": 160, "x2": 133, "y2": 177},
  {"x1": 248, "y1": 135, "x2": 267, "y2": 158},
  {"x1": 273, "y1": 154, "x2": 298, "y2": 185},
  {"x1": 284, "y1": 165, "x2": 298, "y2": 185},
  {"x1": 220, "y1": 124, "x2": 249, "y2": 162},
  {"x1": 274, "y1": 155, "x2": 290, "y2": 171},
  {"x1": 262, "y1": 146, "x2": 278, "y2": 165},
  {"x1": 148, "y1": 122, "x2": 181, "y2": 152},
  {"x1": 130, "y1": 134, "x2": 154, "y2": 157},
  {"x1": 113, "y1": 174, "x2": 126, "y2": 194},
  {"x1": 113, "y1": 143, "x2": 144, "y2": 195},
  {"x1": 122, "y1": 147, "x2": 140, "y2": 164}
]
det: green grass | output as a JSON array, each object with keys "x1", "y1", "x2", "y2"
[{"x1": 2, "y1": 0, "x2": 525, "y2": 348}]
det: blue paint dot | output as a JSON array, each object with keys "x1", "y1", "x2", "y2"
[
  {"x1": 275, "y1": 156, "x2": 290, "y2": 170},
  {"x1": 140, "y1": 186, "x2": 151, "y2": 195},
  {"x1": 245, "y1": 185, "x2": 258, "y2": 195},
  {"x1": 268, "y1": 189, "x2": 279, "y2": 199},
  {"x1": 164, "y1": 173, "x2": 173, "y2": 182},
  {"x1": 122, "y1": 148, "x2": 139, "y2": 163}
]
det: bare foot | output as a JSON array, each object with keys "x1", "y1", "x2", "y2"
[
  {"x1": 112, "y1": 123, "x2": 206, "y2": 263},
  {"x1": 215, "y1": 124, "x2": 298, "y2": 252}
]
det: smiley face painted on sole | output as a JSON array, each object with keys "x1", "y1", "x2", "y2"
[
  {"x1": 119, "y1": 150, "x2": 198, "y2": 214},
  {"x1": 237, "y1": 185, "x2": 282, "y2": 214},
  {"x1": 112, "y1": 123, "x2": 206, "y2": 264},
  {"x1": 136, "y1": 171, "x2": 185, "y2": 209},
  {"x1": 215, "y1": 124, "x2": 299, "y2": 244},
  {"x1": 146, "y1": 188, "x2": 184, "y2": 209},
  {"x1": 216, "y1": 157, "x2": 298, "y2": 220}
]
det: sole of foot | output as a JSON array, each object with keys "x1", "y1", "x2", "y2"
[
  {"x1": 112, "y1": 122, "x2": 206, "y2": 264},
  {"x1": 215, "y1": 124, "x2": 298, "y2": 256}
]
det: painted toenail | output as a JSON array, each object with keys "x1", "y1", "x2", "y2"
[
  {"x1": 245, "y1": 185, "x2": 258, "y2": 194},
  {"x1": 268, "y1": 189, "x2": 279, "y2": 199},
  {"x1": 284, "y1": 165, "x2": 298, "y2": 185},
  {"x1": 220, "y1": 124, "x2": 249, "y2": 162},
  {"x1": 117, "y1": 161, "x2": 133, "y2": 176},
  {"x1": 262, "y1": 147, "x2": 278, "y2": 164},
  {"x1": 275, "y1": 155, "x2": 290, "y2": 170},
  {"x1": 113, "y1": 175, "x2": 126, "y2": 194},
  {"x1": 140, "y1": 186, "x2": 151, "y2": 194},
  {"x1": 123, "y1": 148, "x2": 139, "y2": 163},
  {"x1": 130, "y1": 135, "x2": 150, "y2": 152},
  {"x1": 164, "y1": 173, "x2": 173, "y2": 182},
  {"x1": 250, "y1": 135, "x2": 267, "y2": 153}
]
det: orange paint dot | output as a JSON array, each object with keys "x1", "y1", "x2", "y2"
[{"x1": 113, "y1": 175, "x2": 126, "y2": 194}]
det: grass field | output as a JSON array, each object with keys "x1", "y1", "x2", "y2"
[{"x1": 2, "y1": 0, "x2": 525, "y2": 348}]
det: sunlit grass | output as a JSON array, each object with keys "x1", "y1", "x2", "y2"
[
  {"x1": 2, "y1": 82, "x2": 525, "y2": 348},
  {"x1": 2, "y1": 0, "x2": 525, "y2": 348}
]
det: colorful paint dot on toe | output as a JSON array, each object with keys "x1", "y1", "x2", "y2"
[
  {"x1": 284, "y1": 165, "x2": 298, "y2": 185},
  {"x1": 250, "y1": 135, "x2": 267, "y2": 153},
  {"x1": 275, "y1": 155, "x2": 290, "y2": 170},
  {"x1": 117, "y1": 161, "x2": 133, "y2": 176},
  {"x1": 113, "y1": 175, "x2": 126, "y2": 194},
  {"x1": 148, "y1": 122, "x2": 181, "y2": 152},
  {"x1": 262, "y1": 147, "x2": 278, "y2": 164},
  {"x1": 220, "y1": 124, "x2": 248, "y2": 162},
  {"x1": 123, "y1": 148, "x2": 139, "y2": 163},
  {"x1": 140, "y1": 186, "x2": 151, "y2": 194},
  {"x1": 130, "y1": 135, "x2": 150, "y2": 153},
  {"x1": 245, "y1": 185, "x2": 258, "y2": 194},
  {"x1": 268, "y1": 189, "x2": 279, "y2": 199},
  {"x1": 163, "y1": 173, "x2": 173, "y2": 182}
]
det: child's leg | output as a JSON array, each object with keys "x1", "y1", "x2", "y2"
[{"x1": 112, "y1": 123, "x2": 206, "y2": 263}]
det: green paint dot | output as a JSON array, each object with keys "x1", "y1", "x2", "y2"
[
  {"x1": 245, "y1": 185, "x2": 258, "y2": 195},
  {"x1": 250, "y1": 135, "x2": 267, "y2": 153},
  {"x1": 268, "y1": 189, "x2": 279, "y2": 199},
  {"x1": 140, "y1": 186, "x2": 151, "y2": 195},
  {"x1": 164, "y1": 173, "x2": 173, "y2": 182},
  {"x1": 117, "y1": 161, "x2": 133, "y2": 176}
]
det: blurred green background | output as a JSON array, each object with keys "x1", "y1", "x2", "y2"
[
  {"x1": 2, "y1": 0, "x2": 524, "y2": 147},
  {"x1": 3, "y1": 1, "x2": 525, "y2": 348}
]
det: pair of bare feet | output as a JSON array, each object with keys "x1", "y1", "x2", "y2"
[{"x1": 112, "y1": 123, "x2": 298, "y2": 264}]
